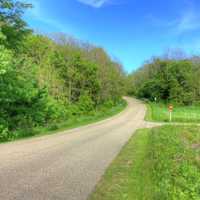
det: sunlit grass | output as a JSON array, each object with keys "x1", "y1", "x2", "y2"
[
  {"x1": 146, "y1": 103, "x2": 200, "y2": 123},
  {"x1": 89, "y1": 126, "x2": 200, "y2": 200}
]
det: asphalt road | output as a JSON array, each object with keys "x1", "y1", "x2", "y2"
[{"x1": 0, "y1": 97, "x2": 156, "y2": 200}]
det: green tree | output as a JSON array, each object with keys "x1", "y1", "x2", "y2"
[
  {"x1": 0, "y1": 0, "x2": 31, "y2": 49},
  {"x1": 129, "y1": 56, "x2": 198, "y2": 105}
]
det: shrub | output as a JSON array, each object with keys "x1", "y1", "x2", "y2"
[
  {"x1": 76, "y1": 94, "x2": 95, "y2": 114},
  {"x1": 0, "y1": 125, "x2": 10, "y2": 142},
  {"x1": 45, "y1": 97, "x2": 69, "y2": 123}
]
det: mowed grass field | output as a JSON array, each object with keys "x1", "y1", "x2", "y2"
[
  {"x1": 88, "y1": 126, "x2": 200, "y2": 200},
  {"x1": 146, "y1": 102, "x2": 200, "y2": 123}
]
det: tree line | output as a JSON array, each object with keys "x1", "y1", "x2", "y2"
[
  {"x1": 127, "y1": 50, "x2": 200, "y2": 105},
  {"x1": 0, "y1": 0, "x2": 126, "y2": 141}
]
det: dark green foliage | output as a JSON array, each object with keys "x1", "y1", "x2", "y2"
[
  {"x1": 129, "y1": 58, "x2": 199, "y2": 105},
  {"x1": 0, "y1": 51, "x2": 51, "y2": 133},
  {"x1": 0, "y1": 124, "x2": 9, "y2": 141}
]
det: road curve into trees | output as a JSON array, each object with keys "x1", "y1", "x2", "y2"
[{"x1": 0, "y1": 97, "x2": 154, "y2": 200}]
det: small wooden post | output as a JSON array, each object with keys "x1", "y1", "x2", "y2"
[{"x1": 169, "y1": 111, "x2": 172, "y2": 122}]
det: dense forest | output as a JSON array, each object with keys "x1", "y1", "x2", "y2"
[
  {"x1": 0, "y1": 0, "x2": 126, "y2": 141},
  {"x1": 128, "y1": 51, "x2": 200, "y2": 105}
]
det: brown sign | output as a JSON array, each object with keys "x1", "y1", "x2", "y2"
[{"x1": 168, "y1": 105, "x2": 173, "y2": 112}]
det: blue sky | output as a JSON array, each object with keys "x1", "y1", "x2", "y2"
[{"x1": 24, "y1": 0, "x2": 200, "y2": 72}]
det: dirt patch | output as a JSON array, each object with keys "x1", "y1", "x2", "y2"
[{"x1": 191, "y1": 143, "x2": 200, "y2": 150}]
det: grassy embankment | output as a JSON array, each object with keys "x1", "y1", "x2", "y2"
[
  {"x1": 4, "y1": 100, "x2": 127, "y2": 143},
  {"x1": 146, "y1": 102, "x2": 200, "y2": 123},
  {"x1": 89, "y1": 126, "x2": 200, "y2": 200}
]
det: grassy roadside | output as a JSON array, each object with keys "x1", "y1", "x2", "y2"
[
  {"x1": 89, "y1": 126, "x2": 200, "y2": 200},
  {"x1": 3, "y1": 100, "x2": 127, "y2": 143},
  {"x1": 145, "y1": 102, "x2": 200, "y2": 123}
]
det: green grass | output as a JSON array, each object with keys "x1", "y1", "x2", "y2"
[
  {"x1": 88, "y1": 126, "x2": 200, "y2": 200},
  {"x1": 146, "y1": 102, "x2": 200, "y2": 123},
  {"x1": 6, "y1": 100, "x2": 127, "y2": 143}
]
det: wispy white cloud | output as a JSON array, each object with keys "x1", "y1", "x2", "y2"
[
  {"x1": 175, "y1": 9, "x2": 200, "y2": 34},
  {"x1": 25, "y1": 0, "x2": 72, "y2": 33},
  {"x1": 77, "y1": 0, "x2": 108, "y2": 8},
  {"x1": 148, "y1": 1, "x2": 200, "y2": 35},
  {"x1": 77, "y1": 0, "x2": 121, "y2": 8}
]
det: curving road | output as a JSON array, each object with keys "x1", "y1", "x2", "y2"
[{"x1": 0, "y1": 97, "x2": 156, "y2": 200}]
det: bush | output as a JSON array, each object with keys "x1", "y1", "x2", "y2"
[
  {"x1": 45, "y1": 97, "x2": 69, "y2": 123},
  {"x1": 102, "y1": 99, "x2": 115, "y2": 108},
  {"x1": 0, "y1": 45, "x2": 12, "y2": 75},
  {"x1": 76, "y1": 94, "x2": 95, "y2": 114},
  {"x1": 0, "y1": 125, "x2": 10, "y2": 142}
]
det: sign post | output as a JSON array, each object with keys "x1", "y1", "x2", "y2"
[{"x1": 168, "y1": 105, "x2": 173, "y2": 122}]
